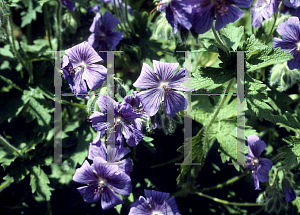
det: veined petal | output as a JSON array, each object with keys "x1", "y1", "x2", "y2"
[
  {"x1": 129, "y1": 196, "x2": 152, "y2": 215},
  {"x1": 273, "y1": 37, "x2": 296, "y2": 52},
  {"x1": 88, "y1": 140, "x2": 107, "y2": 160},
  {"x1": 153, "y1": 60, "x2": 179, "y2": 82},
  {"x1": 87, "y1": 33, "x2": 101, "y2": 49},
  {"x1": 277, "y1": 17, "x2": 300, "y2": 43},
  {"x1": 114, "y1": 146, "x2": 131, "y2": 162},
  {"x1": 77, "y1": 184, "x2": 100, "y2": 203},
  {"x1": 287, "y1": 49, "x2": 300, "y2": 70},
  {"x1": 93, "y1": 157, "x2": 119, "y2": 179},
  {"x1": 257, "y1": 158, "x2": 272, "y2": 183},
  {"x1": 192, "y1": 3, "x2": 214, "y2": 34},
  {"x1": 164, "y1": 90, "x2": 185, "y2": 118},
  {"x1": 72, "y1": 70, "x2": 88, "y2": 94},
  {"x1": 101, "y1": 186, "x2": 124, "y2": 210},
  {"x1": 101, "y1": 12, "x2": 119, "y2": 33},
  {"x1": 232, "y1": 0, "x2": 253, "y2": 8},
  {"x1": 170, "y1": 1, "x2": 192, "y2": 30},
  {"x1": 133, "y1": 63, "x2": 160, "y2": 89},
  {"x1": 84, "y1": 64, "x2": 107, "y2": 90},
  {"x1": 117, "y1": 158, "x2": 133, "y2": 175},
  {"x1": 73, "y1": 160, "x2": 99, "y2": 184},
  {"x1": 168, "y1": 67, "x2": 191, "y2": 91},
  {"x1": 145, "y1": 189, "x2": 170, "y2": 210},
  {"x1": 252, "y1": 170, "x2": 261, "y2": 190},
  {"x1": 107, "y1": 171, "x2": 132, "y2": 195},
  {"x1": 89, "y1": 111, "x2": 107, "y2": 132},
  {"x1": 246, "y1": 135, "x2": 266, "y2": 158},
  {"x1": 166, "y1": 196, "x2": 181, "y2": 215},
  {"x1": 135, "y1": 88, "x2": 163, "y2": 117},
  {"x1": 106, "y1": 31, "x2": 123, "y2": 51},
  {"x1": 215, "y1": 5, "x2": 244, "y2": 31},
  {"x1": 89, "y1": 12, "x2": 101, "y2": 34}
]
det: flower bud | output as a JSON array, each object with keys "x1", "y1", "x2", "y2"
[
  {"x1": 117, "y1": 85, "x2": 127, "y2": 98},
  {"x1": 62, "y1": 11, "x2": 78, "y2": 34},
  {"x1": 154, "y1": 12, "x2": 173, "y2": 40},
  {"x1": 86, "y1": 95, "x2": 96, "y2": 115},
  {"x1": 161, "y1": 115, "x2": 176, "y2": 135}
]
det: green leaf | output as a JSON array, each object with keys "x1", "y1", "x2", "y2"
[
  {"x1": 38, "y1": 0, "x2": 50, "y2": 6},
  {"x1": 30, "y1": 165, "x2": 53, "y2": 201},
  {"x1": 114, "y1": 204, "x2": 122, "y2": 214},
  {"x1": 245, "y1": 74, "x2": 275, "y2": 122},
  {"x1": 20, "y1": 1, "x2": 42, "y2": 28},
  {"x1": 219, "y1": 26, "x2": 244, "y2": 50},
  {"x1": 244, "y1": 35, "x2": 293, "y2": 72}
]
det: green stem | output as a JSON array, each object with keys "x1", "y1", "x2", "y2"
[
  {"x1": 200, "y1": 78, "x2": 235, "y2": 163},
  {"x1": 194, "y1": 192, "x2": 265, "y2": 206},
  {"x1": 44, "y1": 3, "x2": 53, "y2": 50},
  {"x1": 55, "y1": 0, "x2": 62, "y2": 51},
  {"x1": 151, "y1": 155, "x2": 183, "y2": 168},
  {"x1": 124, "y1": 0, "x2": 134, "y2": 32},
  {"x1": 113, "y1": 0, "x2": 127, "y2": 33},
  {"x1": 199, "y1": 170, "x2": 251, "y2": 192},
  {"x1": 211, "y1": 24, "x2": 229, "y2": 54},
  {"x1": 0, "y1": 178, "x2": 13, "y2": 192},
  {"x1": 7, "y1": 14, "x2": 28, "y2": 72},
  {"x1": 0, "y1": 134, "x2": 23, "y2": 157},
  {"x1": 265, "y1": 0, "x2": 283, "y2": 44}
]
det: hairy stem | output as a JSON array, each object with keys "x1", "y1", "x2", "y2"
[
  {"x1": 211, "y1": 24, "x2": 229, "y2": 54},
  {"x1": 265, "y1": 0, "x2": 283, "y2": 44},
  {"x1": 44, "y1": 3, "x2": 53, "y2": 50},
  {"x1": 0, "y1": 134, "x2": 23, "y2": 157},
  {"x1": 55, "y1": 0, "x2": 62, "y2": 51},
  {"x1": 199, "y1": 170, "x2": 251, "y2": 192},
  {"x1": 194, "y1": 192, "x2": 265, "y2": 206},
  {"x1": 124, "y1": 0, "x2": 134, "y2": 32},
  {"x1": 200, "y1": 78, "x2": 235, "y2": 163}
]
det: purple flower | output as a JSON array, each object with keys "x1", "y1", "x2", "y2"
[
  {"x1": 61, "y1": 0, "x2": 76, "y2": 11},
  {"x1": 63, "y1": 41, "x2": 107, "y2": 94},
  {"x1": 88, "y1": 132, "x2": 133, "y2": 175},
  {"x1": 246, "y1": 135, "x2": 272, "y2": 190},
  {"x1": 251, "y1": 0, "x2": 278, "y2": 27},
  {"x1": 87, "y1": 12, "x2": 123, "y2": 61},
  {"x1": 282, "y1": 177, "x2": 297, "y2": 202},
  {"x1": 129, "y1": 189, "x2": 181, "y2": 215},
  {"x1": 273, "y1": 17, "x2": 300, "y2": 70},
  {"x1": 186, "y1": 0, "x2": 252, "y2": 34},
  {"x1": 87, "y1": 4, "x2": 101, "y2": 14},
  {"x1": 99, "y1": 0, "x2": 133, "y2": 16},
  {"x1": 73, "y1": 158, "x2": 132, "y2": 209},
  {"x1": 157, "y1": 0, "x2": 193, "y2": 34},
  {"x1": 284, "y1": 0, "x2": 300, "y2": 8},
  {"x1": 89, "y1": 95, "x2": 143, "y2": 147},
  {"x1": 133, "y1": 60, "x2": 190, "y2": 118}
]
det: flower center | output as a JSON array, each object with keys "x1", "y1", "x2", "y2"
[
  {"x1": 263, "y1": 0, "x2": 270, "y2": 4},
  {"x1": 160, "y1": 82, "x2": 171, "y2": 95},
  {"x1": 152, "y1": 211, "x2": 162, "y2": 215},
  {"x1": 94, "y1": 180, "x2": 106, "y2": 195},
  {"x1": 297, "y1": 42, "x2": 300, "y2": 51},
  {"x1": 216, "y1": 4, "x2": 229, "y2": 16}
]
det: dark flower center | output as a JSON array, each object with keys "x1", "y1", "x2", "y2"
[
  {"x1": 94, "y1": 180, "x2": 105, "y2": 195},
  {"x1": 216, "y1": 4, "x2": 229, "y2": 16}
]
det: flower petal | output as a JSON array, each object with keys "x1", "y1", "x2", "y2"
[
  {"x1": 252, "y1": 170, "x2": 261, "y2": 190},
  {"x1": 106, "y1": 171, "x2": 132, "y2": 195},
  {"x1": 87, "y1": 33, "x2": 101, "y2": 49},
  {"x1": 93, "y1": 157, "x2": 119, "y2": 179},
  {"x1": 89, "y1": 12, "x2": 101, "y2": 34},
  {"x1": 277, "y1": 16, "x2": 300, "y2": 43},
  {"x1": 72, "y1": 70, "x2": 88, "y2": 94},
  {"x1": 88, "y1": 139, "x2": 107, "y2": 160},
  {"x1": 232, "y1": 0, "x2": 253, "y2": 8},
  {"x1": 114, "y1": 145, "x2": 131, "y2": 161},
  {"x1": 84, "y1": 64, "x2": 107, "y2": 90},
  {"x1": 257, "y1": 158, "x2": 272, "y2": 183},
  {"x1": 101, "y1": 12, "x2": 120, "y2": 33},
  {"x1": 106, "y1": 31, "x2": 123, "y2": 51},
  {"x1": 247, "y1": 135, "x2": 266, "y2": 158},
  {"x1": 135, "y1": 88, "x2": 162, "y2": 117},
  {"x1": 129, "y1": 196, "x2": 152, "y2": 215},
  {"x1": 287, "y1": 49, "x2": 300, "y2": 70},
  {"x1": 73, "y1": 160, "x2": 99, "y2": 184},
  {"x1": 168, "y1": 67, "x2": 191, "y2": 91},
  {"x1": 215, "y1": 5, "x2": 244, "y2": 31},
  {"x1": 77, "y1": 184, "x2": 100, "y2": 203},
  {"x1": 89, "y1": 111, "x2": 107, "y2": 132},
  {"x1": 153, "y1": 60, "x2": 179, "y2": 82},
  {"x1": 164, "y1": 90, "x2": 185, "y2": 118},
  {"x1": 145, "y1": 189, "x2": 170, "y2": 211},
  {"x1": 191, "y1": 3, "x2": 214, "y2": 34},
  {"x1": 166, "y1": 196, "x2": 181, "y2": 215},
  {"x1": 284, "y1": 187, "x2": 297, "y2": 202},
  {"x1": 133, "y1": 63, "x2": 160, "y2": 89},
  {"x1": 101, "y1": 186, "x2": 124, "y2": 210}
]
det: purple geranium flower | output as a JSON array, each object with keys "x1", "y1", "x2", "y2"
[
  {"x1": 246, "y1": 135, "x2": 272, "y2": 190},
  {"x1": 133, "y1": 60, "x2": 191, "y2": 118},
  {"x1": 156, "y1": 0, "x2": 193, "y2": 34},
  {"x1": 73, "y1": 158, "x2": 132, "y2": 209},
  {"x1": 88, "y1": 132, "x2": 133, "y2": 175},
  {"x1": 282, "y1": 177, "x2": 297, "y2": 202},
  {"x1": 87, "y1": 12, "x2": 123, "y2": 61},
  {"x1": 87, "y1": 4, "x2": 101, "y2": 14},
  {"x1": 284, "y1": 0, "x2": 300, "y2": 8},
  {"x1": 185, "y1": 0, "x2": 252, "y2": 34},
  {"x1": 62, "y1": 41, "x2": 107, "y2": 95},
  {"x1": 89, "y1": 95, "x2": 143, "y2": 147},
  {"x1": 273, "y1": 16, "x2": 300, "y2": 70},
  {"x1": 251, "y1": 0, "x2": 278, "y2": 27},
  {"x1": 61, "y1": 0, "x2": 76, "y2": 11},
  {"x1": 129, "y1": 189, "x2": 181, "y2": 215}
]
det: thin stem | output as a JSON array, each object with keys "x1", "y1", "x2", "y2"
[
  {"x1": 0, "y1": 178, "x2": 13, "y2": 192},
  {"x1": 199, "y1": 170, "x2": 251, "y2": 192},
  {"x1": 211, "y1": 24, "x2": 229, "y2": 54},
  {"x1": 55, "y1": 0, "x2": 62, "y2": 51},
  {"x1": 0, "y1": 134, "x2": 23, "y2": 157},
  {"x1": 113, "y1": 0, "x2": 127, "y2": 33},
  {"x1": 7, "y1": 14, "x2": 28, "y2": 72},
  {"x1": 194, "y1": 192, "x2": 265, "y2": 206},
  {"x1": 265, "y1": 0, "x2": 283, "y2": 44},
  {"x1": 200, "y1": 78, "x2": 235, "y2": 163},
  {"x1": 124, "y1": 0, "x2": 134, "y2": 32},
  {"x1": 44, "y1": 3, "x2": 53, "y2": 50}
]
